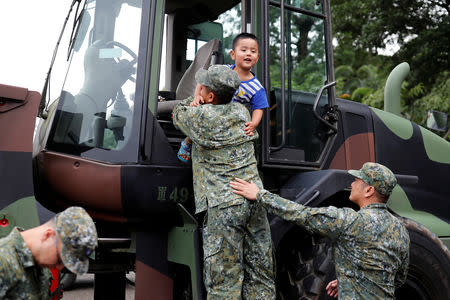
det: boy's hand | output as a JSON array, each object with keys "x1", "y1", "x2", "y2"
[
  {"x1": 244, "y1": 121, "x2": 256, "y2": 136},
  {"x1": 230, "y1": 178, "x2": 259, "y2": 200},
  {"x1": 190, "y1": 95, "x2": 204, "y2": 107},
  {"x1": 325, "y1": 280, "x2": 338, "y2": 298}
]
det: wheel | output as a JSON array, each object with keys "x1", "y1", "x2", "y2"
[
  {"x1": 395, "y1": 218, "x2": 450, "y2": 300},
  {"x1": 276, "y1": 226, "x2": 334, "y2": 300},
  {"x1": 276, "y1": 218, "x2": 450, "y2": 300}
]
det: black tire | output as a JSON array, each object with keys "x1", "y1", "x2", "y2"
[
  {"x1": 276, "y1": 218, "x2": 450, "y2": 300},
  {"x1": 276, "y1": 226, "x2": 335, "y2": 300},
  {"x1": 395, "y1": 218, "x2": 450, "y2": 300}
]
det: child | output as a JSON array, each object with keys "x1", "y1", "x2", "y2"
[
  {"x1": 172, "y1": 65, "x2": 275, "y2": 299},
  {"x1": 177, "y1": 33, "x2": 268, "y2": 162}
]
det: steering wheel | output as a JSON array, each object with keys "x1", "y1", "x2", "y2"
[{"x1": 105, "y1": 41, "x2": 137, "y2": 83}]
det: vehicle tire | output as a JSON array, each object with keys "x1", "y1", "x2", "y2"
[
  {"x1": 275, "y1": 226, "x2": 335, "y2": 300},
  {"x1": 395, "y1": 218, "x2": 450, "y2": 300},
  {"x1": 275, "y1": 218, "x2": 450, "y2": 300}
]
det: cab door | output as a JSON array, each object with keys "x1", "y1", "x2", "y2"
[{"x1": 260, "y1": 0, "x2": 338, "y2": 169}]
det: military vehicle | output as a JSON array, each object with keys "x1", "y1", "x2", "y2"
[{"x1": 1, "y1": 0, "x2": 449, "y2": 299}]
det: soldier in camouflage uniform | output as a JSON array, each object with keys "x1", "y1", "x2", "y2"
[
  {"x1": 173, "y1": 65, "x2": 275, "y2": 299},
  {"x1": 230, "y1": 162, "x2": 410, "y2": 299},
  {"x1": 0, "y1": 206, "x2": 98, "y2": 299}
]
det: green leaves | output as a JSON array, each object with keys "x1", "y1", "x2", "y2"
[{"x1": 331, "y1": 0, "x2": 449, "y2": 139}]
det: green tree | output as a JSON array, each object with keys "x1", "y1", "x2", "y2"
[
  {"x1": 268, "y1": 0, "x2": 326, "y2": 93},
  {"x1": 407, "y1": 72, "x2": 450, "y2": 127},
  {"x1": 331, "y1": 0, "x2": 449, "y2": 88},
  {"x1": 335, "y1": 64, "x2": 380, "y2": 98}
]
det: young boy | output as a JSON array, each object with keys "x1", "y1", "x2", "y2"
[
  {"x1": 172, "y1": 65, "x2": 275, "y2": 299},
  {"x1": 177, "y1": 33, "x2": 268, "y2": 162},
  {"x1": 228, "y1": 32, "x2": 268, "y2": 134}
]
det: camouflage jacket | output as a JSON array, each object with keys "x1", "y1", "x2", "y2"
[
  {"x1": 173, "y1": 97, "x2": 263, "y2": 213},
  {"x1": 257, "y1": 190, "x2": 410, "y2": 299},
  {"x1": 0, "y1": 227, "x2": 52, "y2": 300}
]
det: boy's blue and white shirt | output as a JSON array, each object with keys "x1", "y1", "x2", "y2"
[{"x1": 227, "y1": 64, "x2": 269, "y2": 110}]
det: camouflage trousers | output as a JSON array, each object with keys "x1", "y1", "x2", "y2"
[{"x1": 203, "y1": 200, "x2": 276, "y2": 300}]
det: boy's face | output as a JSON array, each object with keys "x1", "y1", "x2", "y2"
[{"x1": 230, "y1": 38, "x2": 260, "y2": 71}]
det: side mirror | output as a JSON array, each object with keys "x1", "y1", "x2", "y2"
[{"x1": 426, "y1": 110, "x2": 448, "y2": 132}]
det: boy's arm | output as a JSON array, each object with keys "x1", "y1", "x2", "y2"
[
  {"x1": 244, "y1": 109, "x2": 263, "y2": 136},
  {"x1": 244, "y1": 86, "x2": 268, "y2": 135}
]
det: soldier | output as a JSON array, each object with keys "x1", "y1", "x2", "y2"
[
  {"x1": 230, "y1": 162, "x2": 410, "y2": 299},
  {"x1": 0, "y1": 206, "x2": 98, "y2": 299},
  {"x1": 172, "y1": 65, "x2": 275, "y2": 299}
]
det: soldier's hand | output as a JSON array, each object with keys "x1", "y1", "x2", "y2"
[
  {"x1": 230, "y1": 178, "x2": 259, "y2": 200},
  {"x1": 244, "y1": 121, "x2": 256, "y2": 136},
  {"x1": 326, "y1": 279, "x2": 338, "y2": 298},
  {"x1": 190, "y1": 95, "x2": 204, "y2": 107}
]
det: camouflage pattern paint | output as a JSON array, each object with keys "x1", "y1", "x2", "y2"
[
  {"x1": 371, "y1": 107, "x2": 414, "y2": 140},
  {"x1": 388, "y1": 185, "x2": 450, "y2": 244},
  {"x1": 0, "y1": 84, "x2": 45, "y2": 235},
  {"x1": 0, "y1": 197, "x2": 40, "y2": 238},
  {"x1": 371, "y1": 107, "x2": 449, "y2": 236},
  {"x1": 419, "y1": 126, "x2": 450, "y2": 164},
  {"x1": 167, "y1": 206, "x2": 204, "y2": 300},
  {"x1": 329, "y1": 132, "x2": 375, "y2": 170},
  {"x1": 34, "y1": 151, "x2": 125, "y2": 222}
]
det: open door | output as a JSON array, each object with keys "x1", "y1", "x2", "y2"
[{"x1": 260, "y1": 0, "x2": 338, "y2": 169}]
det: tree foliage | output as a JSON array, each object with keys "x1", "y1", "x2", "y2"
[
  {"x1": 268, "y1": 0, "x2": 327, "y2": 93},
  {"x1": 331, "y1": 0, "x2": 449, "y2": 138},
  {"x1": 407, "y1": 72, "x2": 450, "y2": 125},
  {"x1": 331, "y1": 0, "x2": 449, "y2": 87}
]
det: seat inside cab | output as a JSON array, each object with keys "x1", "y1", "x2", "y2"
[{"x1": 156, "y1": 2, "x2": 241, "y2": 146}]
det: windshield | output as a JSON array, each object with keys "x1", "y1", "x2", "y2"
[{"x1": 47, "y1": 0, "x2": 142, "y2": 161}]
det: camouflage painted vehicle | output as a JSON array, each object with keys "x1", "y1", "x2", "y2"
[{"x1": 0, "y1": 0, "x2": 448, "y2": 299}]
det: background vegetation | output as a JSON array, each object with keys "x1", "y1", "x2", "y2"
[{"x1": 331, "y1": 0, "x2": 449, "y2": 140}]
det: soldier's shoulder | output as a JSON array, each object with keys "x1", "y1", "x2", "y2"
[
  {"x1": 0, "y1": 250, "x2": 21, "y2": 291},
  {"x1": 229, "y1": 102, "x2": 251, "y2": 118},
  {"x1": 0, "y1": 234, "x2": 16, "y2": 257}
]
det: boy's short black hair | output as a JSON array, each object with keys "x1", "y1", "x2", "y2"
[{"x1": 232, "y1": 32, "x2": 259, "y2": 50}]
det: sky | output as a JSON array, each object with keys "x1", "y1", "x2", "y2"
[
  {"x1": 0, "y1": 0, "x2": 400, "y2": 94},
  {"x1": 0, "y1": 0, "x2": 73, "y2": 92}
]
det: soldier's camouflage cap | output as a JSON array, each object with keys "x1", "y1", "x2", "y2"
[
  {"x1": 55, "y1": 206, "x2": 98, "y2": 275},
  {"x1": 348, "y1": 162, "x2": 397, "y2": 196},
  {"x1": 195, "y1": 65, "x2": 241, "y2": 96}
]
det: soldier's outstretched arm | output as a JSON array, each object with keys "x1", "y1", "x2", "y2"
[{"x1": 231, "y1": 178, "x2": 351, "y2": 240}]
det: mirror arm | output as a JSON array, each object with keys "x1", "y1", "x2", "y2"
[{"x1": 312, "y1": 81, "x2": 337, "y2": 133}]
